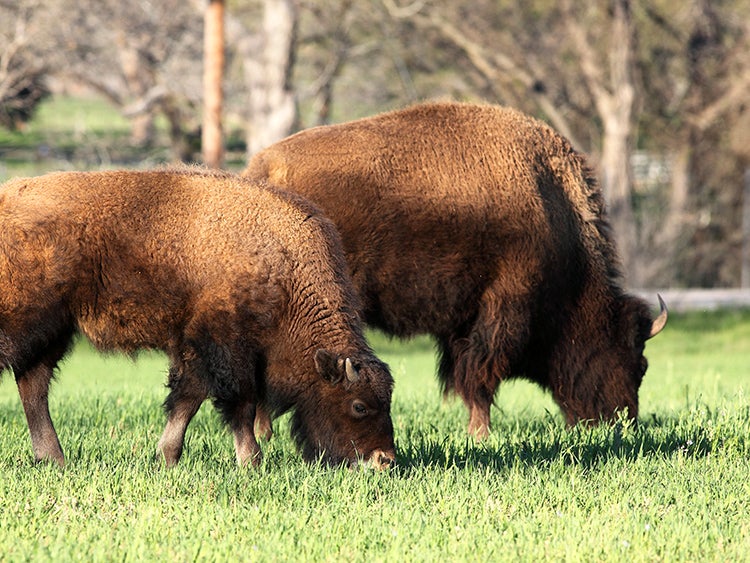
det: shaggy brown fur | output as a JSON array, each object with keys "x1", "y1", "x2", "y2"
[
  {"x1": 244, "y1": 101, "x2": 667, "y2": 438},
  {"x1": 0, "y1": 167, "x2": 395, "y2": 468}
]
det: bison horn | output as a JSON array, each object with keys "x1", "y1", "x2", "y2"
[
  {"x1": 648, "y1": 294, "x2": 668, "y2": 339},
  {"x1": 345, "y1": 358, "x2": 360, "y2": 383}
]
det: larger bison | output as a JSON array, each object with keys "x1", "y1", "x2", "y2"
[
  {"x1": 244, "y1": 101, "x2": 667, "y2": 438},
  {"x1": 0, "y1": 168, "x2": 395, "y2": 469}
]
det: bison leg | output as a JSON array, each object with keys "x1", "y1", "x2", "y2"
[
  {"x1": 187, "y1": 334, "x2": 263, "y2": 467},
  {"x1": 254, "y1": 404, "x2": 273, "y2": 441},
  {"x1": 208, "y1": 369, "x2": 262, "y2": 465},
  {"x1": 157, "y1": 394, "x2": 205, "y2": 467},
  {"x1": 228, "y1": 401, "x2": 262, "y2": 467},
  {"x1": 467, "y1": 403, "x2": 492, "y2": 440},
  {"x1": 438, "y1": 333, "x2": 499, "y2": 439},
  {"x1": 441, "y1": 293, "x2": 529, "y2": 440},
  {"x1": 207, "y1": 387, "x2": 262, "y2": 466},
  {"x1": 159, "y1": 364, "x2": 209, "y2": 467},
  {"x1": 438, "y1": 335, "x2": 496, "y2": 440},
  {"x1": 16, "y1": 363, "x2": 65, "y2": 466}
]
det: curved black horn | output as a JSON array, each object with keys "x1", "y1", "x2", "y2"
[{"x1": 649, "y1": 294, "x2": 668, "y2": 338}]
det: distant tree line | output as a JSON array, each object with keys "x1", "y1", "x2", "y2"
[{"x1": 1, "y1": 0, "x2": 749, "y2": 289}]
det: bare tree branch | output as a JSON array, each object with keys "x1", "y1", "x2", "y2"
[
  {"x1": 401, "y1": 5, "x2": 584, "y2": 149},
  {"x1": 691, "y1": 22, "x2": 750, "y2": 131},
  {"x1": 693, "y1": 68, "x2": 750, "y2": 131},
  {"x1": 381, "y1": 0, "x2": 424, "y2": 19},
  {"x1": 0, "y1": 1, "x2": 49, "y2": 128},
  {"x1": 559, "y1": 0, "x2": 612, "y2": 115},
  {"x1": 122, "y1": 85, "x2": 169, "y2": 117}
]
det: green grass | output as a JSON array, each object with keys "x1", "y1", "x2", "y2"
[
  {"x1": 1, "y1": 311, "x2": 749, "y2": 561},
  {"x1": 0, "y1": 95, "x2": 170, "y2": 181},
  {"x1": 0, "y1": 95, "x2": 248, "y2": 182}
]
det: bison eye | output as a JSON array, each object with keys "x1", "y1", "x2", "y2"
[{"x1": 351, "y1": 400, "x2": 368, "y2": 418}]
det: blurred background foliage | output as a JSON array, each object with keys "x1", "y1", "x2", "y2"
[{"x1": 1, "y1": 0, "x2": 749, "y2": 289}]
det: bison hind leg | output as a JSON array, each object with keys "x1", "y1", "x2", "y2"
[{"x1": 15, "y1": 337, "x2": 72, "y2": 466}]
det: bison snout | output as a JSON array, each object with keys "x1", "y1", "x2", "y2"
[{"x1": 368, "y1": 449, "x2": 396, "y2": 470}]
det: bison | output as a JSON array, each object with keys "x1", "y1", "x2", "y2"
[
  {"x1": 244, "y1": 101, "x2": 668, "y2": 439},
  {"x1": 0, "y1": 168, "x2": 395, "y2": 469}
]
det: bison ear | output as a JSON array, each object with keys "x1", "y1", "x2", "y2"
[{"x1": 314, "y1": 349, "x2": 345, "y2": 384}]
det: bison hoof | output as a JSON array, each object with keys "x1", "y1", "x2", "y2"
[
  {"x1": 255, "y1": 423, "x2": 273, "y2": 441},
  {"x1": 156, "y1": 445, "x2": 182, "y2": 468},
  {"x1": 468, "y1": 421, "x2": 491, "y2": 441},
  {"x1": 237, "y1": 447, "x2": 263, "y2": 468},
  {"x1": 34, "y1": 454, "x2": 65, "y2": 468}
]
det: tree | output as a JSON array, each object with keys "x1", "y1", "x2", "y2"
[
  {"x1": 226, "y1": 0, "x2": 298, "y2": 156},
  {"x1": 46, "y1": 0, "x2": 204, "y2": 160},
  {"x1": 203, "y1": 0, "x2": 225, "y2": 168},
  {"x1": 561, "y1": 0, "x2": 639, "y2": 281},
  {"x1": 639, "y1": 0, "x2": 750, "y2": 286},
  {"x1": 294, "y1": 0, "x2": 356, "y2": 126},
  {"x1": 0, "y1": 1, "x2": 50, "y2": 130}
]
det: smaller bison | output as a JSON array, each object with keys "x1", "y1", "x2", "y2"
[
  {"x1": 245, "y1": 101, "x2": 667, "y2": 438},
  {"x1": 0, "y1": 168, "x2": 395, "y2": 469}
]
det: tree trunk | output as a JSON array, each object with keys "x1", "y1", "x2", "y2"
[
  {"x1": 244, "y1": 0, "x2": 297, "y2": 156},
  {"x1": 644, "y1": 140, "x2": 692, "y2": 284},
  {"x1": 162, "y1": 96, "x2": 197, "y2": 163},
  {"x1": 563, "y1": 0, "x2": 639, "y2": 284},
  {"x1": 743, "y1": 167, "x2": 750, "y2": 288},
  {"x1": 600, "y1": 110, "x2": 637, "y2": 283},
  {"x1": 117, "y1": 32, "x2": 155, "y2": 147},
  {"x1": 666, "y1": 143, "x2": 692, "y2": 243},
  {"x1": 202, "y1": 0, "x2": 225, "y2": 168}
]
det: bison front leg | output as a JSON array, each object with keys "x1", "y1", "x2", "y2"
[
  {"x1": 183, "y1": 329, "x2": 263, "y2": 466},
  {"x1": 16, "y1": 363, "x2": 65, "y2": 466},
  {"x1": 441, "y1": 289, "x2": 528, "y2": 440},
  {"x1": 159, "y1": 364, "x2": 209, "y2": 467},
  {"x1": 229, "y1": 401, "x2": 262, "y2": 467},
  {"x1": 467, "y1": 403, "x2": 492, "y2": 440},
  {"x1": 254, "y1": 403, "x2": 273, "y2": 441},
  {"x1": 158, "y1": 396, "x2": 204, "y2": 467},
  {"x1": 438, "y1": 334, "x2": 497, "y2": 440}
]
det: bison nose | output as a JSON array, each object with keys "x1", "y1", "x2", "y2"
[{"x1": 370, "y1": 449, "x2": 396, "y2": 470}]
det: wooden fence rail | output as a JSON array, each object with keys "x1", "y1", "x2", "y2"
[{"x1": 633, "y1": 289, "x2": 750, "y2": 312}]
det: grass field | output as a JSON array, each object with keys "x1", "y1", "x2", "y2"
[{"x1": 0, "y1": 309, "x2": 749, "y2": 561}]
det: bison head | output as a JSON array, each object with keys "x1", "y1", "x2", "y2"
[
  {"x1": 556, "y1": 294, "x2": 668, "y2": 425},
  {"x1": 291, "y1": 349, "x2": 396, "y2": 469}
]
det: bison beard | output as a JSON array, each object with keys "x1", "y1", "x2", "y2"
[{"x1": 244, "y1": 100, "x2": 668, "y2": 437}]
